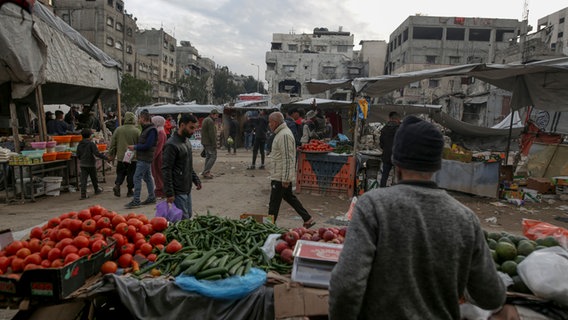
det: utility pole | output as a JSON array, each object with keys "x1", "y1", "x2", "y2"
[
  {"x1": 251, "y1": 63, "x2": 260, "y2": 93},
  {"x1": 520, "y1": 0, "x2": 529, "y2": 63}
]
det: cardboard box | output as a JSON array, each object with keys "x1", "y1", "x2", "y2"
[
  {"x1": 527, "y1": 177, "x2": 555, "y2": 194},
  {"x1": 291, "y1": 240, "x2": 343, "y2": 289},
  {"x1": 239, "y1": 213, "x2": 275, "y2": 224},
  {"x1": 273, "y1": 283, "x2": 329, "y2": 319},
  {"x1": 552, "y1": 176, "x2": 568, "y2": 186}
]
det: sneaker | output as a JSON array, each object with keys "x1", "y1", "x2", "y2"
[
  {"x1": 95, "y1": 188, "x2": 103, "y2": 195},
  {"x1": 124, "y1": 201, "x2": 141, "y2": 209},
  {"x1": 113, "y1": 185, "x2": 120, "y2": 197},
  {"x1": 141, "y1": 198, "x2": 156, "y2": 205},
  {"x1": 126, "y1": 190, "x2": 134, "y2": 197},
  {"x1": 247, "y1": 165, "x2": 255, "y2": 170},
  {"x1": 259, "y1": 165, "x2": 265, "y2": 169},
  {"x1": 80, "y1": 195, "x2": 89, "y2": 200}
]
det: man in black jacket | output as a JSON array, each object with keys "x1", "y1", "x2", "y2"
[
  {"x1": 379, "y1": 111, "x2": 400, "y2": 187},
  {"x1": 162, "y1": 114, "x2": 202, "y2": 219}
]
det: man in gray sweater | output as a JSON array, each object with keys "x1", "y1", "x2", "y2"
[{"x1": 329, "y1": 115, "x2": 506, "y2": 320}]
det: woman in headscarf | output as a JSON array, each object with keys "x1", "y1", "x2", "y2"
[{"x1": 151, "y1": 116, "x2": 168, "y2": 198}]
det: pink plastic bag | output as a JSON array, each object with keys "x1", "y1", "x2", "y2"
[{"x1": 156, "y1": 200, "x2": 183, "y2": 222}]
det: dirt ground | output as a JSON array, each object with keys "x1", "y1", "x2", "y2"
[{"x1": 1, "y1": 150, "x2": 568, "y2": 318}]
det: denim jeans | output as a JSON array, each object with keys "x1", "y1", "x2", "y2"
[
  {"x1": 244, "y1": 132, "x2": 253, "y2": 150},
  {"x1": 202, "y1": 145, "x2": 217, "y2": 174},
  {"x1": 133, "y1": 160, "x2": 155, "y2": 203},
  {"x1": 174, "y1": 193, "x2": 192, "y2": 220}
]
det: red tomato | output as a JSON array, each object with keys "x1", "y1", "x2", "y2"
[
  {"x1": 24, "y1": 263, "x2": 41, "y2": 271},
  {"x1": 115, "y1": 222, "x2": 129, "y2": 236},
  {"x1": 89, "y1": 205, "x2": 104, "y2": 216},
  {"x1": 68, "y1": 219, "x2": 84, "y2": 234},
  {"x1": 111, "y1": 233, "x2": 126, "y2": 248},
  {"x1": 102, "y1": 210, "x2": 116, "y2": 219},
  {"x1": 11, "y1": 258, "x2": 25, "y2": 272},
  {"x1": 5, "y1": 240, "x2": 24, "y2": 256},
  {"x1": 59, "y1": 218, "x2": 72, "y2": 230},
  {"x1": 23, "y1": 253, "x2": 42, "y2": 266},
  {"x1": 117, "y1": 253, "x2": 132, "y2": 268},
  {"x1": 150, "y1": 217, "x2": 168, "y2": 232},
  {"x1": 59, "y1": 212, "x2": 72, "y2": 220},
  {"x1": 111, "y1": 215, "x2": 126, "y2": 227},
  {"x1": 154, "y1": 244, "x2": 164, "y2": 251},
  {"x1": 92, "y1": 215, "x2": 102, "y2": 222},
  {"x1": 132, "y1": 233, "x2": 145, "y2": 243},
  {"x1": 40, "y1": 259, "x2": 52, "y2": 268},
  {"x1": 0, "y1": 256, "x2": 10, "y2": 272},
  {"x1": 146, "y1": 253, "x2": 157, "y2": 262},
  {"x1": 39, "y1": 245, "x2": 52, "y2": 259},
  {"x1": 77, "y1": 231, "x2": 91, "y2": 238},
  {"x1": 16, "y1": 248, "x2": 32, "y2": 259},
  {"x1": 61, "y1": 245, "x2": 78, "y2": 257},
  {"x1": 29, "y1": 227, "x2": 43, "y2": 239},
  {"x1": 51, "y1": 259, "x2": 64, "y2": 268},
  {"x1": 78, "y1": 247, "x2": 91, "y2": 257},
  {"x1": 64, "y1": 253, "x2": 80, "y2": 265},
  {"x1": 89, "y1": 233, "x2": 104, "y2": 246},
  {"x1": 139, "y1": 243, "x2": 153, "y2": 256},
  {"x1": 99, "y1": 228, "x2": 113, "y2": 237},
  {"x1": 55, "y1": 238, "x2": 73, "y2": 250},
  {"x1": 41, "y1": 228, "x2": 52, "y2": 240},
  {"x1": 137, "y1": 214, "x2": 149, "y2": 225},
  {"x1": 90, "y1": 239, "x2": 107, "y2": 253},
  {"x1": 126, "y1": 225, "x2": 137, "y2": 240},
  {"x1": 139, "y1": 224, "x2": 153, "y2": 236},
  {"x1": 96, "y1": 217, "x2": 111, "y2": 230},
  {"x1": 28, "y1": 238, "x2": 42, "y2": 253},
  {"x1": 149, "y1": 233, "x2": 167, "y2": 246},
  {"x1": 73, "y1": 236, "x2": 90, "y2": 249},
  {"x1": 127, "y1": 218, "x2": 144, "y2": 230},
  {"x1": 77, "y1": 209, "x2": 91, "y2": 221},
  {"x1": 49, "y1": 228, "x2": 59, "y2": 241},
  {"x1": 82, "y1": 219, "x2": 97, "y2": 233},
  {"x1": 120, "y1": 243, "x2": 135, "y2": 255},
  {"x1": 100, "y1": 261, "x2": 118, "y2": 274},
  {"x1": 41, "y1": 239, "x2": 56, "y2": 248},
  {"x1": 57, "y1": 228, "x2": 73, "y2": 241},
  {"x1": 47, "y1": 248, "x2": 62, "y2": 261},
  {"x1": 134, "y1": 238, "x2": 146, "y2": 249},
  {"x1": 165, "y1": 240, "x2": 182, "y2": 254},
  {"x1": 47, "y1": 217, "x2": 61, "y2": 229},
  {"x1": 126, "y1": 213, "x2": 138, "y2": 220}
]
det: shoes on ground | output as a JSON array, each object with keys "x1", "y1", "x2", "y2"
[
  {"x1": 80, "y1": 195, "x2": 89, "y2": 200},
  {"x1": 126, "y1": 190, "x2": 134, "y2": 197},
  {"x1": 303, "y1": 218, "x2": 316, "y2": 229},
  {"x1": 247, "y1": 165, "x2": 255, "y2": 170},
  {"x1": 141, "y1": 198, "x2": 156, "y2": 205},
  {"x1": 113, "y1": 185, "x2": 120, "y2": 197},
  {"x1": 95, "y1": 188, "x2": 103, "y2": 195},
  {"x1": 125, "y1": 201, "x2": 141, "y2": 209},
  {"x1": 258, "y1": 165, "x2": 265, "y2": 169},
  {"x1": 202, "y1": 172, "x2": 214, "y2": 179}
]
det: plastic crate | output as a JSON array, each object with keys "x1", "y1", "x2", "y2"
[{"x1": 296, "y1": 153, "x2": 355, "y2": 197}]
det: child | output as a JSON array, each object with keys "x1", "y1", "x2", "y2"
[{"x1": 76, "y1": 128, "x2": 109, "y2": 199}]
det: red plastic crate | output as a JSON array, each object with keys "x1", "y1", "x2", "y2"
[{"x1": 296, "y1": 153, "x2": 355, "y2": 197}]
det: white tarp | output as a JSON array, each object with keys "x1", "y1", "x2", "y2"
[
  {"x1": 136, "y1": 103, "x2": 223, "y2": 115},
  {"x1": 491, "y1": 112, "x2": 523, "y2": 129},
  {"x1": 0, "y1": 2, "x2": 120, "y2": 104}
]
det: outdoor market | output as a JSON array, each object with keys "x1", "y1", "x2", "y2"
[{"x1": 2, "y1": 1, "x2": 568, "y2": 320}]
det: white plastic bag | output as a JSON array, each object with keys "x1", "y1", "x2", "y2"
[
  {"x1": 345, "y1": 196, "x2": 357, "y2": 220},
  {"x1": 517, "y1": 246, "x2": 568, "y2": 306},
  {"x1": 261, "y1": 234, "x2": 283, "y2": 259},
  {"x1": 123, "y1": 149, "x2": 134, "y2": 163}
]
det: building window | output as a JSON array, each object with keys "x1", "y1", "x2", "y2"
[
  {"x1": 107, "y1": 0, "x2": 113, "y2": 7},
  {"x1": 163, "y1": 69, "x2": 167, "y2": 79},
  {"x1": 348, "y1": 68, "x2": 360, "y2": 75},
  {"x1": 116, "y1": 22, "x2": 123, "y2": 31},
  {"x1": 288, "y1": 44, "x2": 297, "y2": 51},
  {"x1": 337, "y1": 45, "x2": 349, "y2": 52},
  {"x1": 409, "y1": 81, "x2": 420, "y2": 88},
  {"x1": 170, "y1": 71, "x2": 174, "y2": 79},
  {"x1": 126, "y1": 63, "x2": 132, "y2": 72},
  {"x1": 467, "y1": 56, "x2": 483, "y2": 63},
  {"x1": 559, "y1": 32, "x2": 564, "y2": 38},
  {"x1": 446, "y1": 28, "x2": 465, "y2": 40},
  {"x1": 426, "y1": 55, "x2": 437, "y2": 64},
  {"x1": 61, "y1": 13, "x2": 70, "y2": 24},
  {"x1": 469, "y1": 29, "x2": 491, "y2": 41},
  {"x1": 449, "y1": 56, "x2": 460, "y2": 64},
  {"x1": 271, "y1": 42, "x2": 282, "y2": 50},
  {"x1": 413, "y1": 27, "x2": 443, "y2": 40},
  {"x1": 429, "y1": 79, "x2": 440, "y2": 88},
  {"x1": 106, "y1": 17, "x2": 113, "y2": 27},
  {"x1": 116, "y1": 1, "x2": 123, "y2": 12},
  {"x1": 315, "y1": 45, "x2": 327, "y2": 52},
  {"x1": 402, "y1": 28, "x2": 409, "y2": 42},
  {"x1": 283, "y1": 65, "x2": 295, "y2": 72},
  {"x1": 126, "y1": 45, "x2": 132, "y2": 54},
  {"x1": 169, "y1": 58, "x2": 174, "y2": 65},
  {"x1": 496, "y1": 29, "x2": 515, "y2": 42},
  {"x1": 560, "y1": 17, "x2": 565, "y2": 24},
  {"x1": 126, "y1": 28, "x2": 132, "y2": 36},
  {"x1": 322, "y1": 66, "x2": 336, "y2": 74},
  {"x1": 163, "y1": 55, "x2": 168, "y2": 63},
  {"x1": 106, "y1": 37, "x2": 114, "y2": 46},
  {"x1": 114, "y1": 41, "x2": 123, "y2": 50}
]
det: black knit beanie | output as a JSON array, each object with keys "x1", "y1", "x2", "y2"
[{"x1": 392, "y1": 115, "x2": 444, "y2": 172}]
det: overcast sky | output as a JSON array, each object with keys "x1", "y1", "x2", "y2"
[{"x1": 126, "y1": 0, "x2": 567, "y2": 84}]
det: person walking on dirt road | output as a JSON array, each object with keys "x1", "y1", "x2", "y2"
[
  {"x1": 267, "y1": 112, "x2": 315, "y2": 229},
  {"x1": 201, "y1": 109, "x2": 219, "y2": 179},
  {"x1": 108, "y1": 112, "x2": 140, "y2": 198},
  {"x1": 329, "y1": 115, "x2": 506, "y2": 320}
]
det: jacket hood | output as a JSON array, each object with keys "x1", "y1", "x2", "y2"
[{"x1": 124, "y1": 112, "x2": 136, "y2": 125}]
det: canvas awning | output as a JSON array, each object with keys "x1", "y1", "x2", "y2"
[{"x1": 136, "y1": 103, "x2": 223, "y2": 115}]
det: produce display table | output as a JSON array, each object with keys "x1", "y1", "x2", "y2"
[
  {"x1": 295, "y1": 152, "x2": 355, "y2": 197},
  {"x1": 8, "y1": 159, "x2": 71, "y2": 202}
]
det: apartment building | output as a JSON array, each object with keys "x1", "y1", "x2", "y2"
[
  {"x1": 537, "y1": 7, "x2": 568, "y2": 55},
  {"x1": 53, "y1": 0, "x2": 137, "y2": 74},
  {"x1": 385, "y1": 16, "x2": 523, "y2": 126},
  {"x1": 135, "y1": 28, "x2": 177, "y2": 103},
  {"x1": 265, "y1": 27, "x2": 367, "y2": 100},
  {"x1": 176, "y1": 41, "x2": 215, "y2": 103}
]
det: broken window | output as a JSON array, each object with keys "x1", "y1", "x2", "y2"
[
  {"x1": 496, "y1": 29, "x2": 515, "y2": 42},
  {"x1": 449, "y1": 56, "x2": 460, "y2": 64},
  {"x1": 114, "y1": 41, "x2": 123, "y2": 50},
  {"x1": 271, "y1": 42, "x2": 282, "y2": 50},
  {"x1": 127, "y1": 28, "x2": 132, "y2": 37},
  {"x1": 337, "y1": 45, "x2": 349, "y2": 52},
  {"x1": 315, "y1": 45, "x2": 327, "y2": 52},
  {"x1": 106, "y1": 37, "x2": 114, "y2": 46},
  {"x1": 288, "y1": 44, "x2": 297, "y2": 51},
  {"x1": 469, "y1": 29, "x2": 491, "y2": 41},
  {"x1": 560, "y1": 17, "x2": 565, "y2": 24},
  {"x1": 116, "y1": 22, "x2": 123, "y2": 31},
  {"x1": 106, "y1": 17, "x2": 114, "y2": 27},
  {"x1": 446, "y1": 28, "x2": 465, "y2": 40},
  {"x1": 409, "y1": 81, "x2": 420, "y2": 88},
  {"x1": 126, "y1": 45, "x2": 132, "y2": 54},
  {"x1": 322, "y1": 66, "x2": 336, "y2": 74},
  {"x1": 426, "y1": 55, "x2": 437, "y2": 64},
  {"x1": 429, "y1": 79, "x2": 439, "y2": 88},
  {"x1": 283, "y1": 65, "x2": 296, "y2": 72},
  {"x1": 412, "y1": 27, "x2": 443, "y2": 40},
  {"x1": 559, "y1": 32, "x2": 564, "y2": 38},
  {"x1": 467, "y1": 56, "x2": 483, "y2": 63},
  {"x1": 348, "y1": 68, "x2": 360, "y2": 75},
  {"x1": 402, "y1": 28, "x2": 409, "y2": 42},
  {"x1": 107, "y1": 0, "x2": 113, "y2": 6}
]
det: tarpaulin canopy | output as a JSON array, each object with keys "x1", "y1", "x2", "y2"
[
  {"x1": 290, "y1": 98, "x2": 353, "y2": 107},
  {"x1": 229, "y1": 100, "x2": 280, "y2": 110},
  {"x1": 136, "y1": 103, "x2": 223, "y2": 115},
  {"x1": 307, "y1": 58, "x2": 568, "y2": 112},
  {"x1": 0, "y1": 1, "x2": 121, "y2": 104}
]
